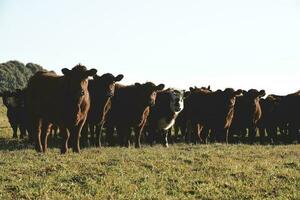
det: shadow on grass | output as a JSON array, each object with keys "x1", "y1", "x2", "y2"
[{"x1": 0, "y1": 136, "x2": 62, "y2": 151}]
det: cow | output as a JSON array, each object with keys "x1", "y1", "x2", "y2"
[
  {"x1": 174, "y1": 86, "x2": 210, "y2": 143},
  {"x1": 147, "y1": 88, "x2": 184, "y2": 147},
  {"x1": 106, "y1": 82, "x2": 165, "y2": 148},
  {"x1": 258, "y1": 95, "x2": 282, "y2": 144},
  {"x1": 1, "y1": 90, "x2": 27, "y2": 139},
  {"x1": 26, "y1": 64, "x2": 97, "y2": 153},
  {"x1": 82, "y1": 73, "x2": 124, "y2": 147},
  {"x1": 229, "y1": 89, "x2": 266, "y2": 144},
  {"x1": 185, "y1": 87, "x2": 242, "y2": 144},
  {"x1": 277, "y1": 91, "x2": 300, "y2": 143}
]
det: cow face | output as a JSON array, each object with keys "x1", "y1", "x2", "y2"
[
  {"x1": 1, "y1": 91, "x2": 22, "y2": 109},
  {"x1": 244, "y1": 89, "x2": 266, "y2": 106},
  {"x1": 135, "y1": 82, "x2": 165, "y2": 106},
  {"x1": 170, "y1": 90, "x2": 184, "y2": 112},
  {"x1": 222, "y1": 88, "x2": 243, "y2": 108},
  {"x1": 93, "y1": 73, "x2": 124, "y2": 97},
  {"x1": 1, "y1": 91, "x2": 13, "y2": 108},
  {"x1": 62, "y1": 64, "x2": 97, "y2": 102}
]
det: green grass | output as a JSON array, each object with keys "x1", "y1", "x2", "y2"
[{"x1": 0, "y1": 103, "x2": 299, "y2": 200}]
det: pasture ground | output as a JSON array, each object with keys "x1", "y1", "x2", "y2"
[{"x1": 0, "y1": 104, "x2": 299, "y2": 200}]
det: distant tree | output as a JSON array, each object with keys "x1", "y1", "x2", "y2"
[{"x1": 0, "y1": 60, "x2": 46, "y2": 92}]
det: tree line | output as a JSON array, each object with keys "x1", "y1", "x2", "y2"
[{"x1": 0, "y1": 60, "x2": 45, "y2": 93}]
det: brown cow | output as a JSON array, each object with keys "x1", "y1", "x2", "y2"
[
  {"x1": 258, "y1": 95, "x2": 282, "y2": 144},
  {"x1": 229, "y1": 89, "x2": 266, "y2": 144},
  {"x1": 1, "y1": 90, "x2": 27, "y2": 139},
  {"x1": 147, "y1": 89, "x2": 184, "y2": 147},
  {"x1": 26, "y1": 64, "x2": 97, "y2": 153},
  {"x1": 276, "y1": 91, "x2": 300, "y2": 143},
  {"x1": 106, "y1": 82, "x2": 165, "y2": 148},
  {"x1": 83, "y1": 73, "x2": 124, "y2": 147},
  {"x1": 174, "y1": 86, "x2": 210, "y2": 143},
  {"x1": 185, "y1": 88, "x2": 242, "y2": 144}
]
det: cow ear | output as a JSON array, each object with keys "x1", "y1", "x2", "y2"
[
  {"x1": 155, "y1": 84, "x2": 165, "y2": 91},
  {"x1": 135, "y1": 83, "x2": 141, "y2": 87},
  {"x1": 207, "y1": 85, "x2": 211, "y2": 90},
  {"x1": 93, "y1": 75, "x2": 100, "y2": 80},
  {"x1": 62, "y1": 68, "x2": 71, "y2": 75},
  {"x1": 235, "y1": 89, "x2": 243, "y2": 96},
  {"x1": 115, "y1": 74, "x2": 124, "y2": 82},
  {"x1": 184, "y1": 91, "x2": 191, "y2": 98},
  {"x1": 259, "y1": 90, "x2": 266, "y2": 97},
  {"x1": 189, "y1": 87, "x2": 194, "y2": 92},
  {"x1": 86, "y1": 69, "x2": 97, "y2": 77}
]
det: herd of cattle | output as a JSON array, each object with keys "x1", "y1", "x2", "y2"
[{"x1": 0, "y1": 64, "x2": 299, "y2": 154}]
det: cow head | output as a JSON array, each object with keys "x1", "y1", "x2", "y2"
[
  {"x1": 1, "y1": 91, "x2": 19, "y2": 108},
  {"x1": 221, "y1": 88, "x2": 243, "y2": 108},
  {"x1": 93, "y1": 73, "x2": 124, "y2": 97},
  {"x1": 189, "y1": 85, "x2": 212, "y2": 94},
  {"x1": 62, "y1": 64, "x2": 97, "y2": 102},
  {"x1": 135, "y1": 82, "x2": 165, "y2": 107},
  {"x1": 169, "y1": 89, "x2": 185, "y2": 112},
  {"x1": 243, "y1": 89, "x2": 266, "y2": 106}
]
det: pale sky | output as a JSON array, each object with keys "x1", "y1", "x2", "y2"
[{"x1": 0, "y1": 0, "x2": 299, "y2": 95}]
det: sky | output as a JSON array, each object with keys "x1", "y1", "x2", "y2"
[{"x1": 0, "y1": 0, "x2": 299, "y2": 95}]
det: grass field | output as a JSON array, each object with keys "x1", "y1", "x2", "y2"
[{"x1": 0, "y1": 103, "x2": 299, "y2": 200}]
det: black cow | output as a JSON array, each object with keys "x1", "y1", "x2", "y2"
[{"x1": 147, "y1": 89, "x2": 184, "y2": 147}]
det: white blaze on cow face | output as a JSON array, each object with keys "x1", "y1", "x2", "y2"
[
  {"x1": 170, "y1": 90, "x2": 184, "y2": 113},
  {"x1": 158, "y1": 90, "x2": 185, "y2": 131}
]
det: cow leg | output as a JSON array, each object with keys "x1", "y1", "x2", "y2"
[
  {"x1": 72, "y1": 122, "x2": 85, "y2": 153},
  {"x1": 95, "y1": 124, "x2": 103, "y2": 148},
  {"x1": 27, "y1": 123, "x2": 34, "y2": 144},
  {"x1": 41, "y1": 122, "x2": 52, "y2": 153},
  {"x1": 19, "y1": 124, "x2": 26, "y2": 139},
  {"x1": 34, "y1": 119, "x2": 43, "y2": 153},
  {"x1": 213, "y1": 128, "x2": 225, "y2": 143},
  {"x1": 240, "y1": 129, "x2": 247, "y2": 143},
  {"x1": 134, "y1": 126, "x2": 144, "y2": 148},
  {"x1": 60, "y1": 128, "x2": 70, "y2": 154},
  {"x1": 210, "y1": 129, "x2": 216, "y2": 143},
  {"x1": 288, "y1": 124, "x2": 297, "y2": 144},
  {"x1": 161, "y1": 130, "x2": 169, "y2": 147},
  {"x1": 190, "y1": 123, "x2": 199, "y2": 144},
  {"x1": 224, "y1": 129, "x2": 230, "y2": 144},
  {"x1": 106, "y1": 125, "x2": 115, "y2": 146},
  {"x1": 80, "y1": 123, "x2": 89, "y2": 148},
  {"x1": 89, "y1": 124, "x2": 96, "y2": 146},
  {"x1": 267, "y1": 127, "x2": 276, "y2": 144},
  {"x1": 116, "y1": 126, "x2": 125, "y2": 147},
  {"x1": 199, "y1": 126, "x2": 208, "y2": 144},
  {"x1": 168, "y1": 129, "x2": 174, "y2": 145},
  {"x1": 228, "y1": 128, "x2": 235, "y2": 144},
  {"x1": 12, "y1": 124, "x2": 18, "y2": 138},
  {"x1": 258, "y1": 128, "x2": 266, "y2": 144},
  {"x1": 185, "y1": 121, "x2": 192, "y2": 144},
  {"x1": 248, "y1": 126, "x2": 257, "y2": 144},
  {"x1": 53, "y1": 126, "x2": 58, "y2": 138},
  {"x1": 174, "y1": 125, "x2": 179, "y2": 142},
  {"x1": 215, "y1": 129, "x2": 221, "y2": 143},
  {"x1": 148, "y1": 127, "x2": 156, "y2": 146}
]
